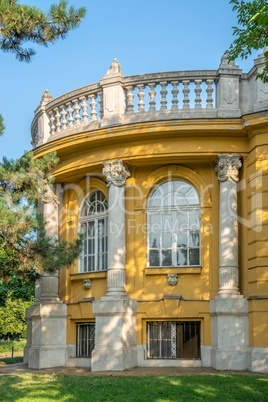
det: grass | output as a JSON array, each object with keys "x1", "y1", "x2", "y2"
[
  {"x1": 0, "y1": 373, "x2": 267, "y2": 401},
  {"x1": 0, "y1": 356, "x2": 23, "y2": 365}
]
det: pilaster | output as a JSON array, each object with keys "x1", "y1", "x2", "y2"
[
  {"x1": 91, "y1": 159, "x2": 138, "y2": 371},
  {"x1": 210, "y1": 153, "x2": 249, "y2": 371}
]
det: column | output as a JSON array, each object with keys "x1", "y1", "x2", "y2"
[
  {"x1": 102, "y1": 159, "x2": 130, "y2": 298},
  {"x1": 27, "y1": 183, "x2": 67, "y2": 369},
  {"x1": 91, "y1": 159, "x2": 138, "y2": 371},
  {"x1": 215, "y1": 153, "x2": 242, "y2": 296},
  {"x1": 209, "y1": 154, "x2": 248, "y2": 371}
]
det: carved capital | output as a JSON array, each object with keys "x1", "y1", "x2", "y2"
[
  {"x1": 215, "y1": 154, "x2": 242, "y2": 183},
  {"x1": 41, "y1": 184, "x2": 60, "y2": 204},
  {"x1": 102, "y1": 160, "x2": 130, "y2": 187}
]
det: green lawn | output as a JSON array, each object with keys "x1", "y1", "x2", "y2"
[
  {"x1": 0, "y1": 356, "x2": 23, "y2": 365},
  {"x1": 0, "y1": 373, "x2": 267, "y2": 401}
]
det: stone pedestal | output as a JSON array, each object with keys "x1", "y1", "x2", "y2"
[
  {"x1": 28, "y1": 302, "x2": 67, "y2": 369},
  {"x1": 91, "y1": 298, "x2": 138, "y2": 371},
  {"x1": 210, "y1": 297, "x2": 248, "y2": 370},
  {"x1": 27, "y1": 272, "x2": 67, "y2": 369}
]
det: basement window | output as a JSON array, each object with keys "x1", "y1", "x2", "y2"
[
  {"x1": 147, "y1": 321, "x2": 201, "y2": 359},
  {"x1": 76, "y1": 322, "x2": 95, "y2": 357}
]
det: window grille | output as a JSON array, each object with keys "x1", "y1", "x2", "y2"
[
  {"x1": 76, "y1": 322, "x2": 95, "y2": 357},
  {"x1": 147, "y1": 180, "x2": 200, "y2": 267},
  {"x1": 79, "y1": 190, "x2": 108, "y2": 272},
  {"x1": 147, "y1": 321, "x2": 201, "y2": 359}
]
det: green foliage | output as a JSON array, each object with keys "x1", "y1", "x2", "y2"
[
  {"x1": 0, "y1": 0, "x2": 87, "y2": 62},
  {"x1": 0, "y1": 295, "x2": 33, "y2": 339},
  {"x1": 0, "y1": 114, "x2": 4, "y2": 136},
  {"x1": 0, "y1": 151, "x2": 82, "y2": 280},
  {"x1": 0, "y1": 338, "x2": 26, "y2": 352},
  {"x1": 229, "y1": 0, "x2": 268, "y2": 82}
]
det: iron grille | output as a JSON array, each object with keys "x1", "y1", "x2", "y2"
[
  {"x1": 147, "y1": 321, "x2": 201, "y2": 359},
  {"x1": 76, "y1": 322, "x2": 95, "y2": 357}
]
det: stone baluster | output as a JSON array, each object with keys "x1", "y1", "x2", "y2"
[
  {"x1": 89, "y1": 94, "x2": 97, "y2": 121},
  {"x1": 182, "y1": 80, "x2": 190, "y2": 109},
  {"x1": 80, "y1": 96, "x2": 89, "y2": 123},
  {"x1": 66, "y1": 102, "x2": 74, "y2": 127},
  {"x1": 194, "y1": 80, "x2": 202, "y2": 109},
  {"x1": 60, "y1": 105, "x2": 67, "y2": 130},
  {"x1": 49, "y1": 111, "x2": 55, "y2": 136},
  {"x1": 102, "y1": 159, "x2": 130, "y2": 298},
  {"x1": 148, "y1": 83, "x2": 156, "y2": 112},
  {"x1": 160, "y1": 81, "x2": 168, "y2": 110},
  {"x1": 54, "y1": 108, "x2": 61, "y2": 132},
  {"x1": 215, "y1": 154, "x2": 242, "y2": 296},
  {"x1": 171, "y1": 81, "x2": 179, "y2": 110},
  {"x1": 97, "y1": 90, "x2": 103, "y2": 119},
  {"x1": 206, "y1": 79, "x2": 214, "y2": 109},
  {"x1": 73, "y1": 99, "x2": 81, "y2": 125},
  {"x1": 137, "y1": 84, "x2": 145, "y2": 112},
  {"x1": 126, "y1": 86, "x2": 134, "y2": 114}
]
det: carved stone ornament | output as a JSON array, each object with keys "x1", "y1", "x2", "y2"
[
  {"x1": 83, "y1": 278, "x2": 92, "y2": 290},
  {"x1": 167, "y1": 274, "x2": 178, "y2": 286},
  {"x1": 106, "y1": 58, "x2": 122, "y2": 76},
  {"x1": 41, "y1": 184, "x2": 60, "y2": 204},
  {"x1": 219, "y1": 50, "x2": 237, "y2": 68},
  {"x1": 102, "y1": 160, "x2": 130, "y2": 187},
  {"x1": 40, "y1": 89, "x2": 53, "y2": 105},
  {"x1": 215, "y1": 154, "x2": 242, "y2": 183}
]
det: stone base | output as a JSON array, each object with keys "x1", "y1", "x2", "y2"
[
  {"x1": 210, "y1": 297, "x2": 248, "y2": 371},
  {"x1": 28, "y1": 345, "x2": 66, "y2": 369},
  {"x1": 91, "y1": 297, "x2": 138, "y2": 371},
  {"x1": 92, "y1": 347, "x2": 137, "y2": 371},
  {"x1": 248, "y1": 347, "x2": 268, "y2": 373},
  {"x1": 211, "y1": 348, "x2": 248, "y2": 371},
  {"x1": 27, "y1": 302, "x2": 67, "y2": 369}
]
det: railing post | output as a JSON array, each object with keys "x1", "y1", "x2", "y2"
[
  {"x1": 99, "y1": 59, "x2": 126, "y2": 125},
  {"x1": 216, "y1": 51, "x2": 242, "y2": 118},
  {"x1": 250, "y1": 48, "x2": 268, "y2": 112},
  {"x1": 32, "y1": 90, "x2": 52, "y2": 147}
]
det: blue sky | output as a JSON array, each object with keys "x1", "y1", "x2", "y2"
[{"x1": 0, "y1": 0, "x2": 260, "y2": 159}]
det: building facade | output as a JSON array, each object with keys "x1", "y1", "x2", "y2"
[{"x1": 24, "y1": 51, "x2": 268, "y2": 373}]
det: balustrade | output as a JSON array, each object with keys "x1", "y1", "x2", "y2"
[{"x1": 31, "y1": 51, "x2": 268, "y2": 147}]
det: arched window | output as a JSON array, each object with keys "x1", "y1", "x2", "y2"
[
  {"x1": 147, "y1": 180, "x2": 200, "y2": 267},
  {"x1": 79, "y1": 191, "x2": 108, "y2": 272}
]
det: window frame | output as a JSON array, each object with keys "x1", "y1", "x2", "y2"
[
  {"x1": 147, "y1": 179, "x2": 201, "y2": 268},
  {"x1": 76, "y1": 322, "x2": 95, "y2": 357},
  {"x1": 79, "y1": 190, "x2": 108, "y2": 273},
  {"x1": 147, "y1": 321, "x2": 201, "y2": 360}
]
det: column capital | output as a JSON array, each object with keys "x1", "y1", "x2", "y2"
[
  {"x1": 102, "y1": 159, "x2": 130, "y2": 187},
  {"x1": 215, "y1": 154, "x2": 242, "y2": 183}
]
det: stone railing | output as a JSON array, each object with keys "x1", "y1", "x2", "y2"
[{"x1": 31, "y1": 51, "x2": 268, "y2": 148}]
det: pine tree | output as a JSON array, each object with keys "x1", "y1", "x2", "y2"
[
  {"x1": 0, "y1": 0, "x2": 87, "y2": 135},
  {"x1": 0, "y1": 0, "x2": 86, "y2": 62},
  {"x1": 0, "y1": 151, "x2": 83, "y2": 280}
]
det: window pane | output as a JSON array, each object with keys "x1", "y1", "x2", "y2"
[
  {"x1": 177, "y1": 248, "x2": 187, "y2": 266},
  {"x1": 189, "y1": 248, "x2": 200, "y2": 265},
  {"x1": 149, "y1": 250, "x2": 160, "y2": 266},
  {"x1": 150, "y1": 233, "x2": 160, "y2": 248},
  {"x1": 162, "y1": 250, "x2": 172, "y2": 266},
  {"x1": 162, "y1": 232, "x2": 172, "y2": 248}
]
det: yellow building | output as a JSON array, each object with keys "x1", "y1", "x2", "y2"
[{"x1": 25, "y1": 52, "x2": 268, "y2": 373}]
